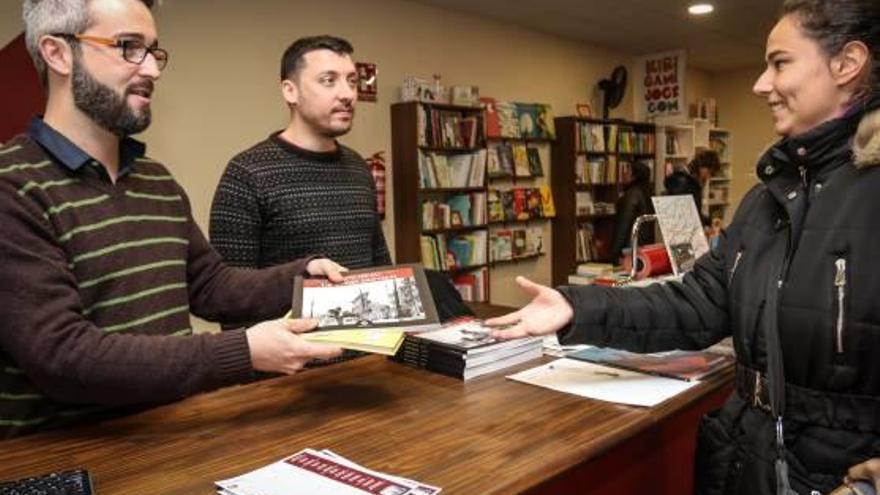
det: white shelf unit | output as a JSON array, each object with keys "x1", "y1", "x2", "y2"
[{"x1": 656, "y1": 119, "x2": 733, "y2": 222}]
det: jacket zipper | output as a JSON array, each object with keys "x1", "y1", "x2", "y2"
[
  {"x1": 834, "y1": 257, "x2": 846, "y2": 354},
  {"x1": 729, "y1": 250, "x2": 743, "y2": 285}
]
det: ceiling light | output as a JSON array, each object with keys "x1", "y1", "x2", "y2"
[{"x1": 688, "y1": 3, "x2": 714, "y2": 15}]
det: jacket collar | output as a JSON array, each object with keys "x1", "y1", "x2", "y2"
[{"x1": 757, "y1": 92, "x2": 880, "y2": 182}]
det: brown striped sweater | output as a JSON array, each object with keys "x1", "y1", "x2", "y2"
[{"x1": 0, "y1": 123, "x2": 308, "y2": 439}]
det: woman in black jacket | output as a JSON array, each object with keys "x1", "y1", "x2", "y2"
[
  {"x1": 609, "y1": 160, "x2": 654, "y2": 263},
  {"x1": 488, "y1": 1, "x2": 880, "y2": 493}
]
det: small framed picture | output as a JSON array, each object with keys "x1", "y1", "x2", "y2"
[{"x1": 576, "y1": 103, "x2": 593, "y2": 118}]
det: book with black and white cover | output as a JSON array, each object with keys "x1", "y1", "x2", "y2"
[
  {"x1": 409, "y1": 317, "x2": 540, "y2": 354},
  {"x1": 291, "y1": 264, "x2": 439, "y2": 333}
]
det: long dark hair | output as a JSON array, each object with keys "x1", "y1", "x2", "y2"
[{"x1": 781, "y1": 0, "x2": 879, "y2": 95}]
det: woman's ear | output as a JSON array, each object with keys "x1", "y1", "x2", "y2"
[{"x1": 830, "y1": 40, "x2": 870, "y2": 90}]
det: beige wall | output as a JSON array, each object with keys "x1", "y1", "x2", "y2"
[
  {"x1": 710, "y1": 66, "x2": 777, "y2": 212},
  {"x1": 136, "y1": 0, "x2": 636, "y2": 309},
  {"x1": 2, "y1": 0, "x2": 778, "y2": 316},
  {"x1": 0, "y1": 3, "x2": 21, "y2": 48},
  {"x1": 0, "y1": 0, "x2": 635, "y2": 312}
]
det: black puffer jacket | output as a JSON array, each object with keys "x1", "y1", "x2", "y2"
[{"x1": 557, "y1": 97, "x2": 880, "y2": 495}]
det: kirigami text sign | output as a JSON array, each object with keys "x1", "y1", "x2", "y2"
[{"x1": 637, "y1": 50, "x2": 686, "y2": 119}]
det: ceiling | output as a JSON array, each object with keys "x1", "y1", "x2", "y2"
[{"x1": 410, "y1": 0, "x2": 784, "y2": 72}]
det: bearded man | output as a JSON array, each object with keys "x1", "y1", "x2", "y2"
[{"x1": 0, "y1": 0, "x2": 347, "y2": 439}]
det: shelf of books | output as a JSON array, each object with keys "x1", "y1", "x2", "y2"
[
  {"x1": 706, "y1": 128, "x2": 733, "y2": 222},
  {"x1": 550, "y1": 117, "x2": 657, "y2": 287},
  {"x1": 482, "y1": 99, "x2": 555, "y2": 302},
  {"x1": 658, "y1": 119, "x2": 734, "y2": 223},
  {"x1": 391, "y1": 100, "x2": 556, "y2": 304}
]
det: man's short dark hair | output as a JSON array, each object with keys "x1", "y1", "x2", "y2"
[{"x1": 280, "y1": 35, "x2": 353, "y2": 81}]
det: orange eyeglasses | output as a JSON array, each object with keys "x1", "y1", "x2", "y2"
[{"x1": 54, "y1": 33, "x2": 169, "y2": 71}]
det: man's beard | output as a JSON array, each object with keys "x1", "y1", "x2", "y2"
[
  {"x1": 317, "y1": 115, "x2": 353, "y2": 139},
  {"x1": 72, "y1": 60, "x2": 152, "y2": 137},
  {"x1": 299, "y1": 105, "x2": 354, "y2": 139}
]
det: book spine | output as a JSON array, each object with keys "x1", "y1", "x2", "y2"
[{"x1": 402, "y1": 339, "x2": 467, "y2": 368}]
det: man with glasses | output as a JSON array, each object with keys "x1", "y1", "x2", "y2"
[{"x1": 0, "y1": 0, "x2": 347, "y2": 439}]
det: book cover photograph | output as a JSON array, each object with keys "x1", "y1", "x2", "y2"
[
  {"x1": 291, "y1": 264, "x2": 439, "y2": 332},
  {"x1": 651, "y1": 195, "x2": 710, "y2": 275}
]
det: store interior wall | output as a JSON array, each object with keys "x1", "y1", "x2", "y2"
[{"x1": 0, "y1": 0, "x2": 776, "y2": 322}]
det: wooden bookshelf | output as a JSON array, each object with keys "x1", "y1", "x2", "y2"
[
  {"x1": 391, "y1": 101, "x2": 490, "y2": 302},
  {"x1": 550, "y1": 117, "x2": 657, "y2": 286},
  {"x1": 392, "y1": 101, "x2": 555, "y2": 303}
]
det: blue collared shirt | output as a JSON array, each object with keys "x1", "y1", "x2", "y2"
[{"x1": 27, "y1": 117, "x2": 147, "y2": 182}]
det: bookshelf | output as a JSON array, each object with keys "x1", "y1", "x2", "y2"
[
  {"x1": 550, "y1": 117, "x2": 658, "y2": 287},
  {"x1": 658, "y1": 119, "x2": 733, "y2": 221},
  {"x1": 391, "y1": 101, "x2": 554, "y2": 303},
  {"x1": 485, "y1": 136, "x2": 552, "y2": 276},
  {"x1": 705, "y1": 128, "x2": 733, "y2": 220}
]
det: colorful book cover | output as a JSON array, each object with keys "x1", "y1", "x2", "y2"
[
  {"x1": 513, "y1": 188, "x2": 529, "y2": 221},
  {"x1": 539, "y1": 185, "x2": 556, "y2": 218},
  {"x1": 496, "y1": 101, "x2": 520, "y2": 138},
  {"x1": 486, "y1": 189, "x2": 504, "y2": 223},
  {"x1": 512, "y1": 143, "x2": 530, "y2": 178},
  {"x1": 515, "y1": 103, "x2": 555, "y2": 139},
  {"x1": 568, "y1": 347, "x2": 733, "y2": 382},
  {"x1": 486, "y1": 146, "x2": 503, "y2": 178},
  {"x1": 526, "y1": 147, "x2": 544, "y2": 177},
  {"x1": 448, "y1": 235, "x2": 475, "y2": 267},
  {"x1": 481, "y1": 97, "x2": 501, "y2": 138},
  {"x1": 497, "y1": 143, "x2": 515, "y2": 177},
  {"x1": 526, "y1": 188, "x2": 543, "y2": 218},
  {"x1": 447, "y1": 194, "x2": 473, "y2": 226},
  {"x1": 501, "y1": 190, "x2": 516, "y2": 221}
]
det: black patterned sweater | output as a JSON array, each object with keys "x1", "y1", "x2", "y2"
[{"x1": 209, "y1": 133, "x2": 391, "y2": 273}]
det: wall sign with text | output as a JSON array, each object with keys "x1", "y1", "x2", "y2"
[
  {"x1": 636, "y1": 50, "x2": 686, "y2": 119},
  {"x1": 356, "y1": 62, "x2": 377, "y2": 102}
]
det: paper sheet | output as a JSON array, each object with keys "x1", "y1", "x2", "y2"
[{"x1": 507, "y1": 358, "x2": 698, "y2": 407}]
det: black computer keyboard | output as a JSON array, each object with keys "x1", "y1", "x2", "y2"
[{"x1": 0, "y1": 469, "x2": 94, "y2": 495}]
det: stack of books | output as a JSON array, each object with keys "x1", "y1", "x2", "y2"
[
  {"x1": 217, "y1": 448, "x2": 441, "y2": 495},
  {"x1": 394, "y1": 317, "x2": 543, "y2": 381},
  {"x1": 567, "y1": 262, "x2": 615, "y2": 285}
]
